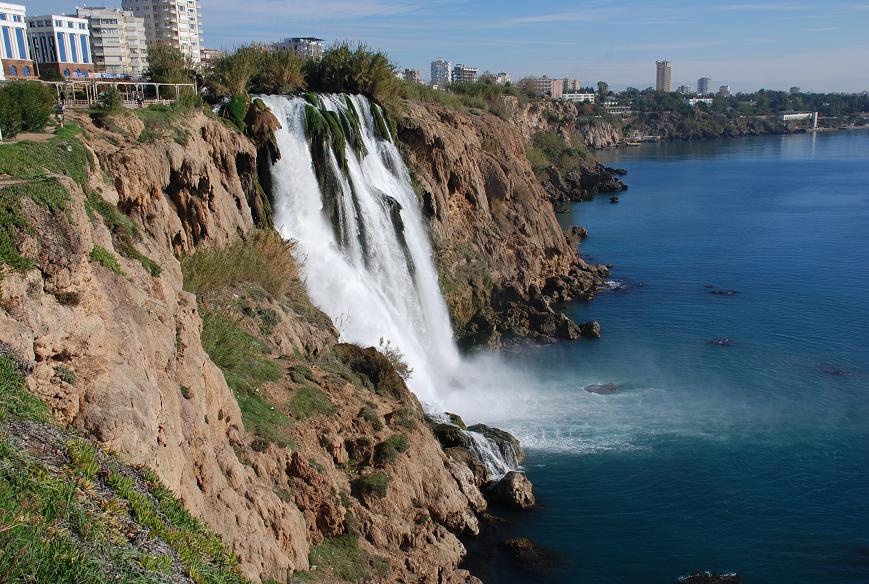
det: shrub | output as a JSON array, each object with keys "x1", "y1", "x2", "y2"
[
  {"x1": 374, "y1": 434, "x2": 408, "y2": 465},
  {"x1": 181, "y1": 230, "x2": 297, "y2": 298},
  {"x1": 89, "y1": 245, "x2": 125, "y2": 276},
  {"x1": 207, "y1": 45, "x2": 263, "y2": 98},
  {"x1": 305, "y1": 42, "x2": 399, "y2": 106},
  {"x1": 0, "y1": 81, "x2": 56, "y2": 138},
  {"x1": 99, "y1": 86, "x2": 124, "y2": 111},
  {"x1": 254, "y1": 49, "x2": 305, "y2": 94},
  {"x1": 378, "y1": 338, "x2": 413, "y2": 380},
  {"x1": 353, "y1": 471, "x2": 390, "y2": 498},
  {"x1": 54, "y1": 366, "x2": 77, "y2": 386}
]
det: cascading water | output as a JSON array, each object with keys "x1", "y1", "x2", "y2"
[{"x1": 261, "y1": 94, "x2": 519, "y2": 477}]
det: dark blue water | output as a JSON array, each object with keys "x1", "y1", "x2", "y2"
[{"x1": 467, "y1": 131, "x2": 869, "y2": 583}]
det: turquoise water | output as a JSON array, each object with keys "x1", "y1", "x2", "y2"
[{"x1": 465, "y1": 131, "x2": 869, "y2": 583}]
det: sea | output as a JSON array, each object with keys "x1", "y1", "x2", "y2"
[{"x1": 462, "y1": 130, "x2": 869, "y2": 583}]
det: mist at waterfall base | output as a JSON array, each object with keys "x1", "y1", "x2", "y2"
[
  {"x1": 464, "y1": 131, "x2": 869, "y2": 584},
  {"x1": 259, "y1": 94, "x2": 531, "y2": 472},
  {"x1": 261, "y1": 95, "x2": 869, "y2": 582}
]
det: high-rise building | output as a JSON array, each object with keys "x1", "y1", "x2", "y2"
[
  {"x1": 452, "y1": 63, "x2": 478, "y2": 84},
  {"x1": 403, "y1": 68, "x2": 421, "y2": 84},
  {"x1": 697, "y1": 77, "x2": 711, "y2": 95},
  {"x1": 430, "y1": 59, "x2": 451, "y2": 87},
  {"x1": 76, "y1": 7, "x2": 148, "y2": 78},
  {"x1": 121, "y1": 0, "x2": 203, "y2": 66},
  {"x1": 27, "y1": 14, "x2": 93, "y2": 77},
  {"x1": 789, "y1": 86, "x2": 801, "y2": 94},
  {"x1": 563, "y1": 78, "x2": 581, "y2": 92},
  {"x1": 655, "y1": 60, "x2": 672, "y2": 92},
  {"x1": 276, "y1": 37, "x2": 324, "y2": 59},
  {"x1": 718, "y1": 85, "x2": 731, "y2": 97},
  {"x1": 0, "y1": 2, "x2": 35, "y2": 78}
]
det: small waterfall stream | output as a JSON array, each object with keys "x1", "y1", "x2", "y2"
[{"x1": 261, "y1": 94, "x2": 518, "y2": 478}]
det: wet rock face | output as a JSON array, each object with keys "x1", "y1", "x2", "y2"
[
  {"x1": 584, "y1": 383, "x2": 618, "y2": 395},
  {"x1": 488, "y1": 471, "x2": 536, "y2": 510},
  {"x1": 579, "y1": 320, "x2": 602, "y2": 339},
  {"x1": 467, "y1": 424, "x2": 525, "y2": 466}
]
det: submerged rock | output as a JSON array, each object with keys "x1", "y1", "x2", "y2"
[
  {"x1": 707, "y1": 287, "x2": 739, "y2": 296},
  {"x1": 610, "y1": 195, "x2": 620, "y2": 204},
  {"x1": 710, "y1": 338, "x2": 733, "y2": 346},
  {"x1": 815, "y1": 362, "x2": 850, "y2": 376},
  {"x1": 502, "y1": 537, "x2": 558, "y2": 573},
  {"x1": 488, "y1": 471, "x2": 535, "y2": 510},
  {"x1": 677, "y1": 572, "x2": 740, "y2": 584},
  {"x1": 584, "y1": 383, "x2": 619, "y2": 395}
]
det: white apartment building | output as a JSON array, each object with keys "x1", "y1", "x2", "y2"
[
  {"x1": 430, "y1": 59, "x2": 451, "y2": 87},
  {"x1": 276, "y1": 37, "x2": 324, "y2": 59},
  {"x1": 452, "y1": 63, "x2": 477, "y2": 84},
  {"x1": 0, "y1": 2, "x2": 35, "y2": 78},
  {"x1": 562, "y1": 92, "x2": 595, "y2": 103},
  {"x1": 27, "y1": 14, "x2": 93, "y2": 77},
  {"x1": 494, "y1": 71, "x2": 511, "y2": 85},
  {"x1": 76, "y1": 7, "x2": 148, "y2": 78},
  {"x1": 121, "y1": 0, "x2": 202, "y2": 66},
  {"x1": 686, "y1": 97, "x2": 713, "y2": 106}
]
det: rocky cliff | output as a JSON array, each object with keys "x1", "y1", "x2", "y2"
[
  {"x1": 0, "y1": 108, "x2": 505, "y2": 583},
  {"x1": 397, "y1": 102, "x2": 608, "y2": 348}
]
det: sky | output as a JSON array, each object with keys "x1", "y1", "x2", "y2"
[{"x1": 26, "y1": 0, "x2": 869, "y2": 92}]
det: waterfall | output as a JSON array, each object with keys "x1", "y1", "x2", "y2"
[{"x1": 262, "y1": 94, "x2": 460, "y2": 405}]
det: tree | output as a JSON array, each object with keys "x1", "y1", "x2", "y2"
[
  {"x1": 597, "y1": 81, "x2": 609, "y2": 101},
  {"x1": 145, "y1": 45, "x2": 192, "y2": 84}
]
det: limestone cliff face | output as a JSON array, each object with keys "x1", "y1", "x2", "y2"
[
  {"x1": 398, "y1": 102, "x2": 608, "y2": 347},
  {"x1": 0, "y1": 110, "x2": 485, "y2": 583}
]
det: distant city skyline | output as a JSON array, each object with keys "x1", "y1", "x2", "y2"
[{"x1": 21, "y1": 0, "x2": 869, "y2": 92}]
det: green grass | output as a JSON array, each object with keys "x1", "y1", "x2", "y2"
[
  {"x1": 199, "y1": 310, "x2": 292, "y2": 446},
  {"x1": 359, "y1": 405, "x2": 383, "y2": 431},
  {"x1": 0, "y1": 123, "x2": 90, "y2": 186},
  {"x1": 289, "y1": 386, "x2": 335, "y2": 420},
  {"x1": 89, "y1": 245, "x2": 125, "y2": 276},
  {"x1": 289, "y1": 364, "x2": 314, "y2": 384},
  {"x1": 87, "y1": 192, "x2": 161, "y2": 277},
  {"x1": 182, "y1": 230, "x2": 297, "y2": 298},
  {"x1": 309, "y1": 533, "x2": 380, "y2": 582},
  {"x1": 0, "y1": 352, "x2": 247, "y2": 584},
  {"x1": 0, "y1": 179, "x2": 71, "y2": 275},
  {"x1": 0, "y1": 354, "x2": 50, "y2": 423}
]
